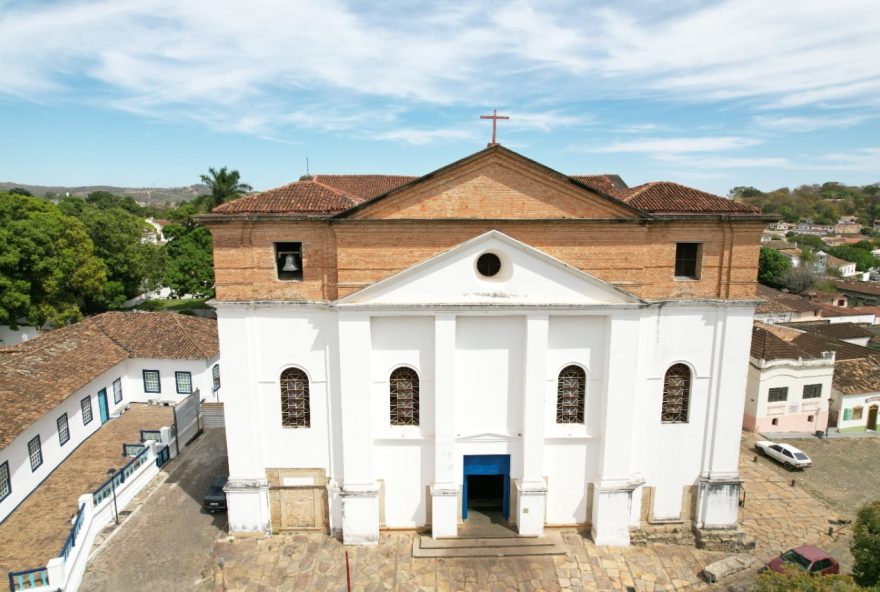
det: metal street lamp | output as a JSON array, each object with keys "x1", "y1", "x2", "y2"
[{"x1": 107, "y1": 468, "x2": 119, "y2": 525}]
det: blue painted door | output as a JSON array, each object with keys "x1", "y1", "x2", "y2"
[
  {"x1": 97, "y1": 389, "x2": 109, "y2": 424},
  {"x1": 462, "y1": 454, "x2": 510, "y2": 520}
]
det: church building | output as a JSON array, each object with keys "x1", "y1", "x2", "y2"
[{"x1": 200, "y1": 144, "x2": 768, "y2": 547}]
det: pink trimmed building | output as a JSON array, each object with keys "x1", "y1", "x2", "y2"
[{"x1": 744, "y1": 324, "x2": 834, "y2": 434}]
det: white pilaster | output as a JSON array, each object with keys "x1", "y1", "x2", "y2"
[
  {"x1": 592, "y1": 313, "x2": 641, "y2": 546},
  {"x1": 431, "y1": 314, "x2": 459, "y2": 538},
  {"x1": 518, "y1": 314, "x2": 549, "y2": 535},
  {"x1": 337, "y1": 313, "x2": 379, "y2": 544},
  {"x1": 217, "y1": 307, "x2": 271, "y2": 533},
  {"x1": 697, "y1": 306, "x2": 753, "y2": 528}
]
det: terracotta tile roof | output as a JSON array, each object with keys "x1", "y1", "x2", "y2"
[
  {"x1": 617, "y1": 182, "x2": 760, "y2": 214},
  {"x1": 211, "y1": 147, "x2": 761, "y2": 217},
  {"x1": 213, "y1": 175, "x2": 417, "y2": 215},
  {"x1": 754, "y1": 321, "x2": 803, "y2": 342},
  {"x1": 833, "y1": 280, "x2": 880, "y2": 297},
  {"x1": 569, "y1": 174, "x2": 629, "y2": 195},
  {"x1": 818, "y1": 304, "x2": 877, "y2": 318},
  {"x1": 0, "y1": 312, "x2": 218, "y2": 450},
  {"x1": 832, "y1": 358, "x2": 880, "y2": 394},
  {"x1": 789, "y1": 332, "x2": 874, "y2": 361},
  {"x1": 825, "y1": 255, "x2": 854, "y2": 269},
  {"x1": 756, "y1": 285, "x2": 822, "y2": 315},
  {"x1": 212, "y1": 180, "x2": 358, "y2": 215},
  {"x1": 781, "y1": 321, "x2": 874, "y2": 341},
  {"x1": 751, "y1": 325, "x2": 813, "y2": 361},
  {"x1": 314, "y1": 175, "x2": 417, "y2": 200}
]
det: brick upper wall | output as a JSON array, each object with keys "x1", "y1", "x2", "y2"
[{"x1": 208, "y1": 218, "x2": 765, "y2": 302}]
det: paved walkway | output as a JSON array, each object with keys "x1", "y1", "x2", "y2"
[
  {"x1": 0, "y1": 404, "x2": 173, "y2": 575},
  {"x1": 80, "y1": 428, "x2": 229, "y2": 591}
]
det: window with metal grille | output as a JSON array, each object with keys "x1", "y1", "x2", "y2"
[
  {"x1": 57, "y1": 413, "x2": 70, "y2": 446},
  {"x1": 28, "y1": 435, "x2": 43, "y2": 472},
  {"x1": 143, "y1": 370, "x2": 160, "y2": 393},
  {"x1": 112, "y1": 378, "x2": 123, "y2": 404},
  {"x1": 175, "y1": 371, "x2": 193, "y2": 394},
  {"x1": 556, "y1": 365, "x2": 585, "y2": 424},
  {"x1": 81, "y1": 396, "x2": 93, "y2": 425},
  {"x1": 390, "y1": 367, "x2": 419, "y2": 426},
  {"x1": 661, "y1": 364, "x2": 691, "y2": 423},
  {"x1": 212, "y1": 364, "x2": 221, "y2": 391},
  {"x1": 674, "y1": 243, "x2": 701, "y2": 279},
  {"x1": 0, "y1": 461, "x2": 9, "y2": 502},
  {"x1": 802, "y1": 384, "x2": 822, "y2": 399},
  {"x1": 768, "y1": 387, "x2": 788, "y2": 403},
  {"x1": 280, "y1": 368, "x2": 310, "y2": 428}
]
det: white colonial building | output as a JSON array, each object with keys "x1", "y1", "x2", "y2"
[
  {"x1": 0, "y1": 312, "x2": 220, "y2": 524},
  {"x1": 203, "y1": 145, "x2": 768, "y2": 548}
]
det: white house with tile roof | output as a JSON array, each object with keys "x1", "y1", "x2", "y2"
[{"x1": 0, "y1": 312, "x2": 220, "y2": 524}]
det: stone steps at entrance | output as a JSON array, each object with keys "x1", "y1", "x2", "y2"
[{"x1": 412, "y1": 534, "x2": 567, "y2": 558}]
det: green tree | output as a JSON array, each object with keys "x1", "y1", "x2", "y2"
[
  {"x1": 828, "y1": 246, "x2": 879, "y2": 272},
  {"x1": 0, "y1": 193, "x2": 106, "y2": 327},
  {"x1": 199, "y1": 166, "x2": 252, "y2": 209},
  {"x1": 759, "y1": 247, "x2": 793, "y2": 287},
  {"x1": 853, "y1": 499, "x2": 880, "y2": 587},
  {"x1": 8, "y1": 187, "x2": 33, "y2": 196},
  {"x1": 789, "y1": 234, "x2": 827, "y2": 250},
  {"x1": 162, "y1": 225, "x2": 214, "y2": 298}
]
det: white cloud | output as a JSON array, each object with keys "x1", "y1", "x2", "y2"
[
  {"x1": 592, "y1": 136, "x2": 759, "y2": 154},
  {"x1": 372, "y1": 127, "x2": 478, "y2": 146},
  {"x1": 753, "y1": 114, "x2": 872, "y2": 132},
  {"x1": 657, "y1": 155, "x2": 789, "y2": 169},
  {"x1": 0, "y1": 0, "x2": 878, "y2": 140},
  {"x1": 809, "y1": 147, "x2": 880, "y2": 171}
]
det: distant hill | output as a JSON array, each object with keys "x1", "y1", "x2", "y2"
[{"x1": 0, "y1": 182, "x2": 210, "y2": 205}]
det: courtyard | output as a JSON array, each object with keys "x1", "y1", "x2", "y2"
[{"x1": 72, "y1": 430, "x2": 877, "y2": 591}]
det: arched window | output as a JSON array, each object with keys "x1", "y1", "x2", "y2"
[
  {"x1": 661, "y1": 364, "x2": 691, "y2": 423},
  {"x1": 390, "y1": 367, "x2": 419, "y2": 426},
  {"x1": 556, "y1": 365, "x2": 585, "y2": 424},
  {"x1": 280, "y1": 368, "x2": 310, "y2": 428}
]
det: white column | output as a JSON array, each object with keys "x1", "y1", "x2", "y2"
[
  {"x1": 431, "y1": 314, "x2": 458, "y2": 538},
  {"x1": 517, "y1": 314, "x2": 548, "y2": 536},
  {"x1": 592, "y1": 313, "x2": 642, "y2": 546},
  {"x1": 337, "y1": 313, "x2": 379, "y2": 544}
]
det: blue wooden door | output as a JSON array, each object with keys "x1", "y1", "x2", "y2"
[
  {"x1": 462, "y1": 454, "x2": 510, "y2": 520},
  {"x1": 97, "y1": 389, "x2": 109, "y2": 424}
]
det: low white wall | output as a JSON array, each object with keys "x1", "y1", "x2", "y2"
[
  {"x1": 0, "y1": 325, "x2": 39, "y2": 346},
  {"x1": 47, "y1": 442, "x2": 162, "y2": 592}
]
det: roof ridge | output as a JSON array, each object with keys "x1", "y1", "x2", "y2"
[
  {"x1": 309, "y1": 177, "x2": 360, "y2": 203},
  {"x1": 170, "y1": 313, "x2": 210, "y2": 359}
]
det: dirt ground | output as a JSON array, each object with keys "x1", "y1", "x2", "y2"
[{"x1": 745, "y1": 434, "x2": 880, "y2": 519}]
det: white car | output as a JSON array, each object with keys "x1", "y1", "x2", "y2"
[{"x1": 755, "y1": 440, "x2": 812, "y2": 470}]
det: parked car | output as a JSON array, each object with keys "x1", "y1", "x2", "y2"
[
  {"x1": 202, "y1": 475, "x2": 228, "y2": 512},
  {"x1": 767, "y1": 545, "x2": 839, "y2": 575},
  {"x1": 755, "y1": 440, "x2": 812, "y2": 470}
]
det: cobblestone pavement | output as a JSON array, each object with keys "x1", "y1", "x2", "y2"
[
  {"x1": 0, "y1": 404, "x2": 173, "y2": 576},
  {"x1": 80, "y1": 428, "x2": 229, "y2": 591},
  {"x1": 210, "y1": 531, "x2": 728, "y2": 592},
  {"x1": 746, "y1": 434, "x2": 880, "y2": 519}
]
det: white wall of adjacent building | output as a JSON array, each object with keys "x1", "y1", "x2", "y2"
[{"x1": 743, "y1": 356, "x2": 834, "y2": 434}]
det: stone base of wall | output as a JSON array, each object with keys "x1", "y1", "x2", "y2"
[
  {"x1": 693, "y1": 526, "x2": 755, "y2": 553},
  {"x1": 630, "y1": 523, "x2": 696, "y2": 547}
]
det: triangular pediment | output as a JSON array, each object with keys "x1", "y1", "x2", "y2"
[
  {"x1": 337, "y1": 230, "x2": 643, "y2": 307},
  {"x1": 341, "y1": 146, "x2": 646, "y2": 221}
]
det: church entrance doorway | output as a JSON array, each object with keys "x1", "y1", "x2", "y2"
[{"x1": 462, "y1": 454, "x2": 510, "y2": 521}]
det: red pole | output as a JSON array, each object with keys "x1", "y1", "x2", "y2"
[{"x1": 345, "y1": 550, "x2": 351, "y2": 592}]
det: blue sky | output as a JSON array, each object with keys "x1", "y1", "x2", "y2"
[{"x1": 0, "y1": 0, "x2": 878, "y2": 196}]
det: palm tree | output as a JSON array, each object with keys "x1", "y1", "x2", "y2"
[{"x1": 199, "y1": 166, "x2": 253, "y2": 209}]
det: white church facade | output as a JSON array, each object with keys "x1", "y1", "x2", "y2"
[{"x1": 202, "y1": 145, "x2": 768, "y2": 548}]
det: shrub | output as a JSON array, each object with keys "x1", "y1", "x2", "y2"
[{"x1": 853, "y1": 499, "x2": 880, "y2": 587}]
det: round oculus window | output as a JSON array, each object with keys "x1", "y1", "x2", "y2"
[{"x1": 476, "y1": 253, "x2": 502, "y2": 277}]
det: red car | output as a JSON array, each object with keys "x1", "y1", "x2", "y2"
[{"x1": 767, "y1": 545, "x2": 839, "y2": 576}]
